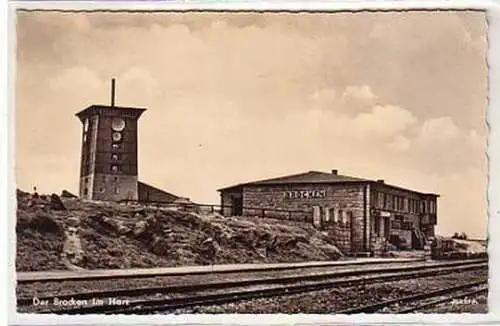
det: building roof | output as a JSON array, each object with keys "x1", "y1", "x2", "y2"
[
  {"x1": 75, "y1": 105, "x2": 146, "y2": 121},
  {"x1": 138, "y1": 181, "x2": 188, "y2": 202},
  {"x1": 218, "y1": 170, "x2": 439, "y2": 197}
]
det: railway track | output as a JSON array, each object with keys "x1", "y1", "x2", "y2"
[
  {"x1": 17, "y1": 258, "x2": 424, "y2": 284},
  {"x1": 335, "y1": 279, "x2": 488, "y2": 314},
  {"x1": 19, "y1": 259, "x2": 487, "y2": 314}
]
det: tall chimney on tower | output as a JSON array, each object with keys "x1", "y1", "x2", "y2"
[{"x1": 111, "y1": 78, "x2": 116, "y2": 107}]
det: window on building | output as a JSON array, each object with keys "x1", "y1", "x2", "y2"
[
  {"x1": 332, "y1": 208, "x2": 339, "y2": 223},
  {"x1": 430, "y1": 201, "x2": 436, "y2": 214},
  {"x1": 111, "y1": 153, "x2": 120, "y2": 161},
  {"x1": 114, "y1": 187, "x2": 119, "y2": 194},
  {"x1": 111, "y1": 165, "x2": 119, "y2": 173},
  {"x1": 342, "y1": 210, "x2": 349, "y2": 224},
  {"x1": 83, "y1": 188, "x2": 88, "y2": 196},
  {"x1": 346, "y1": 211, "x2": 352, "y2": 225},
  {"x1": 112, "y1": 143, "x2": 121, "y2": 150},
  {"x1": 404, "y1": 198, "x2": 408, "y2": 212},
  {"x1": 114, "y1": 177, "x2": 118, "y2": 182},
  {"x1": 99, "y1": 187, "x2": 105, "y2": 193},
  {"x1": 324, "y1": 208, "x2": 330, "y2": 223},
  {"x1": 378, "y1": 193, "x2": 384, "y2": 208}
]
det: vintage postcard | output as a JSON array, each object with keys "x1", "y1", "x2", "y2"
[{"x1": 9, "y1": 1, "x2": 495, "y2": 324}]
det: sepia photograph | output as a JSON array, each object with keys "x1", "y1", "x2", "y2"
[{"x1": 13, "y1": 7, "x2": 489, "y2": 316}]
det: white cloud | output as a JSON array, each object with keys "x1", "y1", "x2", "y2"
[
  {"x1": 346, "y1": 104, "x2": 417, "y2": 139},
  {"x1": 418, "y1": 117, "x2": 462, "y2": 142},
  {"x1": 342, "y1": 85, "x2": 376, "y2": 101},
  {"x1": 387, "y1": 135, "x2": 411, "y2": 151}
]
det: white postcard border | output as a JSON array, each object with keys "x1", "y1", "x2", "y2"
[{"x1": 3, "y1": 1, "x2": 499, "y2": 325}]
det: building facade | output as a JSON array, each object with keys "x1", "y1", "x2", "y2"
[{"x1": 218, "y1": 170, "x2": 438, "y2": 256}]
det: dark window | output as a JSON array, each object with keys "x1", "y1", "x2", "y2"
[
  {"x1": 83, "y1": 188, "x2": 88, "y2": 195},
  {"x1": 99, "y1": 187, "x2": 105, "y2": 193},
  {"x1": 114, "y1": 187, "x2": 119, "y2": 194}
]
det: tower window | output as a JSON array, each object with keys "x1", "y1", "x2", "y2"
[
  {"x1": 114, "y1": 177, "x2": 118, "y2": 182},
  {"x1": 83, "y1": 188, "x2": 88, "y2": 195},
  {"x1": 99, "y1": 187, "x2": 105, "y2": 193},
  {"x1": 111, "y1": 165, "x2": 119, "y2": 173},
  {"x1": 112, "y1": 143, "x2": 121, "y2": 150},
  {"x1": 111, "y1": 153, "x2": 120, "y2": 161},
  {"x1": 114, "y1": 187, "x2": 119, "y2": 194}
]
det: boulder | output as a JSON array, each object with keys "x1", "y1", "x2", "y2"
[
  {"x1": 150, "y1": 235, "x2": 170, "y2": 256},
  {"x1": 199, "y1": 237, "x2": 221, "y2": 260},
  {"x1": 115, "y1": 221, "x2": 132, "y2": 235},
  {"x1": 50, "y1": 194, "x2": 67, "y2": 211},
  {"x1": 29, "y1": 213, "x2": 64, "y2": 235},
  {"x1": 133, "y1": 220, "x2": 149, "y2": 237}
]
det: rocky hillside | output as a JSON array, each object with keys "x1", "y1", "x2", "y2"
[{"x1": 16, "y1": 190, "x2": 343, "y2": 272}]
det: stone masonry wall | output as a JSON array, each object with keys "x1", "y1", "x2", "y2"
[
  {"x1": 242, "y1": 183, "x2": 368, "y2": 254},
  {"x1": 91, "y1": 173, "x2": 138, "y2": 201},
  {"x1": 324, "y1": 219, "x2": 352, "y2": 254}
]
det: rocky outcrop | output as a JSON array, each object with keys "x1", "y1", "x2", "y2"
[{"x1": 16, "y1": 190, "x2": 343, "y2": 271}]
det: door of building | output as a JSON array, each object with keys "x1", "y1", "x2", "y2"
[
  {"x1": 384, "y1": 217, "x2": 390, "y2": 238},
  {"x1": 312, "y1": 206, "x2": 321, "y2": 228},
  {"x1": 231, "y1": 196, "x2": 243, "y2": 216}
]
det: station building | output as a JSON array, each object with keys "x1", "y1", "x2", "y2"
[{"x1": 218, "y1": 170, "x2": 438, "y2": 256}]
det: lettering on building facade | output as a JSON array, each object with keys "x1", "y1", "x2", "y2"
[{"x1": 283, "y1": 190, "x2": 327, "y2": 199}]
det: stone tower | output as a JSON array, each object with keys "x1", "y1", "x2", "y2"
[{"x1": 76, "y1": 79, "x2": 146, "y2": 201}]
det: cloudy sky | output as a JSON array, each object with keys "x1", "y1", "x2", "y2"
[{"x1": 15, "y1": 10, "x2": 487, "y2": 238}]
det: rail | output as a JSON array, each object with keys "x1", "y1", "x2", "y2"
[
  {"x1": 19, "y1": 259, "x2": 487, "y2": 314},
  {"x1": 335, "y1": 279, "x2": 488, "y2": 314}
]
